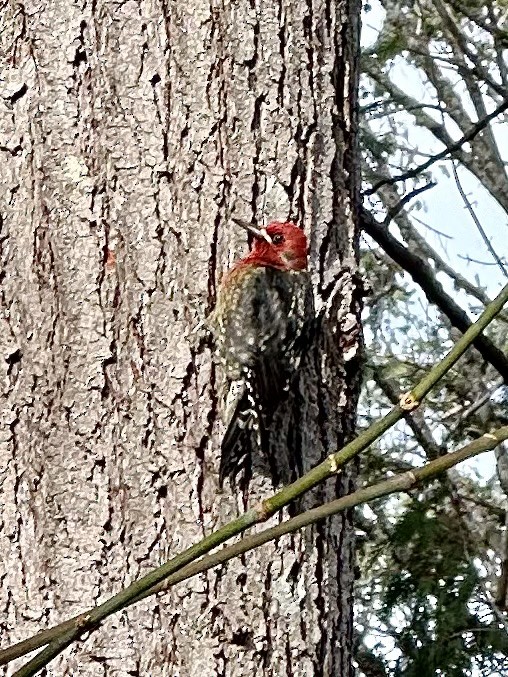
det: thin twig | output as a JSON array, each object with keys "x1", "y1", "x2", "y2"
[
  {"x1": 373, "y1": 369, "x2": 446, "y2": 460},
  {"x1": 459, "y1": 253, "x2": 508, "y2": 268},
  {"x1": 365, "y1": 158, "x2": 508, "y2": 324},
  {"x1": 364, "y1": 97, "x2": 508, "y2": 196},
  {"x1": 447, "y1": 141, "x2": 507, "y2": 277},
  {"x1": 382, "y1": 182, "x2": 437, "y2": 226},
  {"x1": 445, "y1": 380, "x2": 504, "y2": 433},
  {"x1": 431, "y1": 0, "x2": 507, "y2": 103}
]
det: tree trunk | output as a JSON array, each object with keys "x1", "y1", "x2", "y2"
[{"x1": 0, "y1": 0, "x2": 362, "y2": 675}]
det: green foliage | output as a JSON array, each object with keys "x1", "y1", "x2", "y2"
[
  {"x1": 374, "y1": 499, "x2": 508, "y2": 676},
  {"x1": 371, "y1": 31, "x2": 408, "y2": 62},
  {"x1": 361, "y1": 124, "x2": 398, "y2": 161},
  {"x1": 357, "y1": 0, "x2": 508, "y2": 674}
]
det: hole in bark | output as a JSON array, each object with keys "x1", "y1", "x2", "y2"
[
  {"x1": 74, "y1": 49, "x2": 87, "y2": 67},
  {"x1": 231, "y1": 628, "x2": 254, "y2": 647},
  {"x1": 9, "y1": 84, "x2": 27, "y2": 104},
  {"x1": 5, "y1": 348, "x2": 22, "y2": 366},
  {"x1": 287, "y1": 559, "x2": 301, "y2": 582}
]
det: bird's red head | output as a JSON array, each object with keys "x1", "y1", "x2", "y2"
[{"x1": 236, "y1": 220, "x2": 308, "y2": 271}]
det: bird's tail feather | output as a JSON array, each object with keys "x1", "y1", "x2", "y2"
[{"x1": 219, "y1": 387, "x2": 261, "y2": 486}]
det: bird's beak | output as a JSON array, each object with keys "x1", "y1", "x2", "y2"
[{"x1": 232, "y1": 218, "x2": 272, "y2": 243}]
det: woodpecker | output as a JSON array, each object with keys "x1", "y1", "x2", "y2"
[{"x1": 210, "y1": 218, "x2": 312, "y2": 485}]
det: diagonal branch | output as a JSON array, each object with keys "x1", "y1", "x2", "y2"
[
  {"x1": 6, "y1": 283, "x2": 508, "y2": 676},
  {"x1": 373, "y1": 368, "x2": 446, "y2": 460},
  {"x1": 364, "y1": 157, "x2": 508, "y2": 323},
  {"x1": 449, "y1": 159, "x2": 508, "y2": 278},
  {"x1": 382, "y1": 182, "x2": 436, "y2": 224},
  {"x1": 363, "y1": 61, "x2": 467, "y2": 152},
  {"x1": 432, "y1": 0, "x2": 508, "y2": 104},
  {"x1": 361, "y1": 207, "x2": 508, "y2": 383},
  {"x1": 3, "y1": 427, "x2": 508, "y2": 670}
]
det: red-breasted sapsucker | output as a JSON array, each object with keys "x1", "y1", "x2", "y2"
[{"x1": 210, "y1": 219, "x2": 311, "y2": 485}]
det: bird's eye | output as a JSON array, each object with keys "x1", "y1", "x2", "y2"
[{"x1": 272, "y1": 234, "x2": 284, "y2": 245}]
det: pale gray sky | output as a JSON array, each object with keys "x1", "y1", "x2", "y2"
[{"x1": 361, "y1": 2, "x2": 507, "y2": 490}]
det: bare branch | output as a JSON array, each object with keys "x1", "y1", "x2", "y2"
[
  {"x1": 360, "y1": 208, "x2": 508, "y2": 383},
  {"x1": 365, "y1": 97, "x2": 508, "y2": 196},
  {"x1": 365, "y1": 158, "x2": 508, "y2": 322},
  {"x1": 373, "y1": 368, "x2": 446, "y2": 460},
  {"x1": 363, "y1": 62, "x2": 466, "y2": 152},
  {"x1": 450, "y1": 160, "x2": 508, "y2": 277},
  {"x1": 459, "y1": 253, "x2": 508, "y2": 267},
  {"x1": 432, "y1": 0, "x2": 508, "y2": 102},
  {"x1": 382, "y1": 182, "x2": 437, "y2": 225}
]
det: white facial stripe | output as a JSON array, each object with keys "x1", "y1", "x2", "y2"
[{"x1": 260, "y1": 228, "x2": 273, "y2": 244}]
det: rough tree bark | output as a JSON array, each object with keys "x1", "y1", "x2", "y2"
[{"x1": 0, "y1": 0, "x2": 362, "y2": 675}]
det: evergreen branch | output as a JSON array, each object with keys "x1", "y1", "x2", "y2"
[
  {"x1": 7, "y1": 283, "x2": 508, "y2": 676},
  {"x1": 4, "y1": 427, "x2": 508, "y2": 671},
  {"x1": 361, "y1": 208, "x2": 508, "y2": 383},
  {"x1": 364, "y1": 97, "x2": 508, "y2": 196}
]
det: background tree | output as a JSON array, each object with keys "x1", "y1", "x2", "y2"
[
  {"x1": 357, "y1": 1, "x2": 508, "y2": 674},
  {"x1": 0, "y1": 0, "x2": 362, "y2": 675}
]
